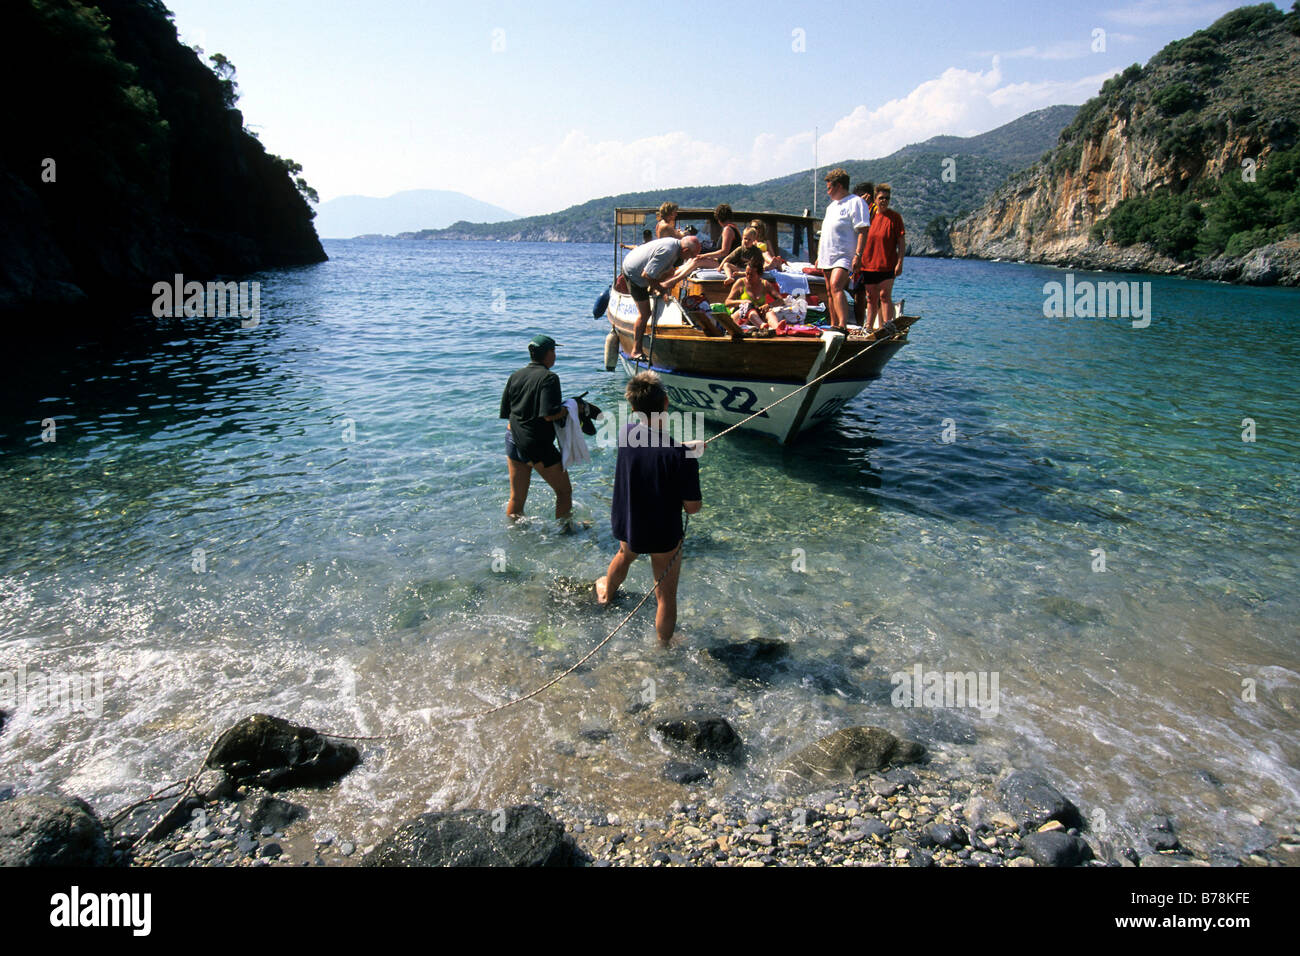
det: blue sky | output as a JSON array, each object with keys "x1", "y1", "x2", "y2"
[{"x1": 162, "y1": 0, "x2": 1259, "y2": 215}]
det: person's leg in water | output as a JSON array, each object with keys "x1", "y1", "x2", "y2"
[
  {"x1": 649, "y1": 544, "x2": 684, "y2": 645},
  {"x1": 596, "y1": 541, "x2": 637, "y2": 603},
  {"x1": 506, "y1": 456, "x2": 531, "y2": 518},
  {"x1": 533, "y1": 459, "x2": 572, "y2": 524}
]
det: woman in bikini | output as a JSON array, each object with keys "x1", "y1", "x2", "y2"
[{"x1": 725, "y1": 253, "x2": 783, "y2": 331}]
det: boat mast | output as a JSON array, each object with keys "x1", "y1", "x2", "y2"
[{"x1": 812, "y1": 125, "x2": 818, "y2": 216}]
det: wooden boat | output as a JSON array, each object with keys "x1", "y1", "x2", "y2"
[{"x1": 601, "y1": 207, "x2": 918, "y2": 444}]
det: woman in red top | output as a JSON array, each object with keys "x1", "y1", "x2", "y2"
[{"x1": 860, "y1": 184, "x2": 905, "y2": 331}]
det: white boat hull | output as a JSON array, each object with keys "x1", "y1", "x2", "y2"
[{"x1": 614, "y1": 353, "x2": 878, "y2": 443}]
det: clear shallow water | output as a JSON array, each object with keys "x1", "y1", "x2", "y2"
[{"x1": 1, "y1": 240, "x2": 1297, "y2": 857}]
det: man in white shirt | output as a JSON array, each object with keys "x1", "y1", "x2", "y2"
[{"x1": 816, "y1": 168, "x2": 871, "y2": 331}]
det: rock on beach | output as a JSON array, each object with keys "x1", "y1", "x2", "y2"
[
  {"x1": 653, "y1": 713, "x2": 743, "y2": 762},
  {"x1": 994, "y1": 771, "x2": 1084, "y2": 831},
  {"x1": 778, "y1": 726, "x2": 926, "y2": 787},
  {"x1": 362, "y1": 805, "x2": 581, "y2": 867},
  {"x1": 0, "y1": 794, "x2": 110, "y2": 867},
  {"x1": 205, "y1": 714, "x2": 360, "y2": 790}
]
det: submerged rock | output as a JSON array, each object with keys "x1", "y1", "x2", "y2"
[
  {"x1": 362, "y1": 805, "x2": 581, "y2": 867},
  {"x1": 1036, "y1": 596, "x2": 1106, "y2": 626},
  {"x1": 778, "y1": 727, "x2": 926, "y2": 787},
  {"x1": 901, "y1": 709, "x2": 978, "y2": 745},
  {"x1": 706, "y1": 639, "x2": 790, "y2": 682},
  {"x1": 0, "y1": 794, "x2": 110, "y2": 866},
  {"x1": 1142, "y1": 814, "x2": 1180, "y2": 853},
  {"x1": 706, "y1": 641, "x2": 867, "y2": 699},
  {"x1": 995, "y1": 771, "x2": 1084, "y2": 831},
  {"x1": 653, "y1": 713, "x2": 743, "y2": 762},
  {"x1": 663, "y1": 762, "x2": 709, "y2": 785},
  {"x1": 578, "y1": 720, "x2": 614, "y2": 742},
  {"x1": 205, "y1": 714, "x2": 359, "y2": 790},
  {"x1": 249, "y1": 796, "x2": 308, "y2": 833}
]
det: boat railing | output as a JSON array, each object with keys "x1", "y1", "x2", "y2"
[{"x1": 614, "y1": 207, "x2": 821, "y2": 277}]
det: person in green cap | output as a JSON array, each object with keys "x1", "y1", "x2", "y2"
[{"x1": 500, "y1": 334, "x2": 572, "y2": 522}]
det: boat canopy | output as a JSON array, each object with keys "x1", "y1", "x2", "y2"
[{"x1": 614, "y1": 207, "x2": 821, "y2": 264}]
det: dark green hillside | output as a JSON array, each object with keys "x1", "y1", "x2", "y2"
[{"x1": 0, "y1": 0, "x2": 326, "y2": 320}]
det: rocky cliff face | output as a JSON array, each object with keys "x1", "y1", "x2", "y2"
[
  {"x1": 951, "y1": 4, "x2": 1300, "y2": 285},
  {"x1": 0, "y1": 0, "x2": 326, "y2": 322}
]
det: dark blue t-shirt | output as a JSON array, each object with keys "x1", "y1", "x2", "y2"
[{"x1": 611, "y1": 421, "x2": 702, "y2": 554}]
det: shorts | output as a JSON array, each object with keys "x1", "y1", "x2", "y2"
[
  {"x1": 626, "y1": 277, "x2": 651, "y2": 303},
  {"x1": 858, "y1": 269, "x2": 894, "y2": 285},
  {"x1": 506, "y1": 429, "x2": 561, "y2": 468}
]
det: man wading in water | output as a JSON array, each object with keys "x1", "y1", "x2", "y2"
[
  {"x1": 595, "y1": 371, "x2": 703, "y2": 645},
  {"x1": 500, "y1": 334, "x2": 572, "y2": 524}
]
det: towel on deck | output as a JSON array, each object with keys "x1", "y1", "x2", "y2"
[
  {"x1": 556, "y1": 398, "x2": 591, "y2": 470},
  {"x1": 771, "y1": 272, "x2": 810, "y2": 295}
]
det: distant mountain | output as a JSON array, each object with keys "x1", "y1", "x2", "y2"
[
  {"x1": 401, "y1": 106, "x2": 1080, "y2": 251},
  {"x1": 314, "y1": 190, "x2": 517, "y2": 238}
]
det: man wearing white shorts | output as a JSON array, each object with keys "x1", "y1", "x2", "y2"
[{"x1": 816, "y1": 168, "x2": 872, "y2": 331}]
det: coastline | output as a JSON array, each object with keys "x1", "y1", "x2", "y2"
[
  {"x1": 118, "y1": 760, "x2": 1299, "y2": 869},
  {"x1": 73, "y1": 717, "x2": 1294, "y2": 869}
]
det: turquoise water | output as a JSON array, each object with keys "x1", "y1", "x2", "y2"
[{"x1": 1, "y1": 240, "x2": 1296, "y2": 857}]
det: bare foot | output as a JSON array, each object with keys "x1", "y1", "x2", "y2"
[
  {"x1": 658, "y1": 631, "x2": 687, "y2": 649},
  {"x1": 594, "y1": 575, "x2": 611, "y2": 604}
]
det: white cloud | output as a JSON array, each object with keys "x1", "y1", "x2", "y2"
[
  {"x1": 480, "y1": 59, "x2": 1114, "y2": 216},
  {"x1": 988, "y1": 69, "x2": 1121, "y2": 113},
  {"x1": 813, "y1": 59, "x2": 1113, "y2": 169}
]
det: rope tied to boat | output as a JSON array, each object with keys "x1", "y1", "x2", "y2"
[
  {"x1": 407, "y1": 329, "x2": 905, "y2": 723},
  {"x1": 157, "y1": 329, "x2": 909, "y2": 765},
  {"x1": 702, "y1": 326, "x2": 900, "y2": 445}
]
